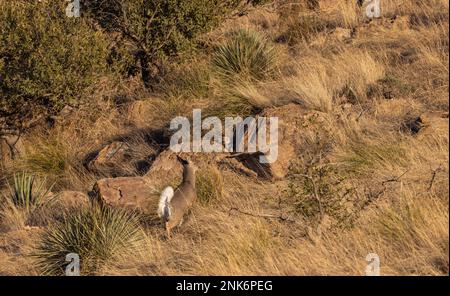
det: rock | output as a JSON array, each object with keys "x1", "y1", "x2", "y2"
[
  {"x1": 144, "y1": 149, "x2": 184, "y2": 187},
  {"x1": 54, "y1": 191, "x2": 90, "y2": 208},
  {"x1": 92, "y1": 177, "x2": 159, "y2": 214},
  {"x1": 414, "y1": 111, "x2": 449, "y2": 139},
  {"x1": 219, "y1": 157, "x2": 259, "y2": 178},
  {"x1": 88, "y1": 141, "x2": 132, "y2": 176},
  {"x1": 329, "y1": 27, "x2": 352, "y2": 42},
  {"x1": 234, "y1": 104, "x2": 333, "y2": 180}
]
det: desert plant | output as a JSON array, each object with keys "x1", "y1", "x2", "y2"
[
  {"x1": 85, "y1": 0, "x2": 243, "y2": 87},
  {"x1": 0, "y1": 172, "x2": 54, "y2": 230},
  {"x1": 17, "y1": 138, "x2": 70, "y2": 182},
  {"x1": 213, "y1": 29, "x2": 277, "y2": 81},
  {"x1": 285, "y1": 164, "x2": 361, "y2": 228},
  {"x1": 7, "y1": 173, "x2": 52, "y2": 211},
  {"x1": 34, "y1": 206, "x2": 146, "y2": 275},
  {"x1": 0, "y1": 1, "x2": 110, "y2": 124}
]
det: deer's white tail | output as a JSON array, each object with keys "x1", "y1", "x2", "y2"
[{"x1": 157, "y1": 186, "x2": 174, "y2": 220}]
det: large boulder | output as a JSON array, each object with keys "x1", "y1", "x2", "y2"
[
  {"x1": 91, "y1": 177, "x2": 159, "y2": 214},
  {"x1": 234, "y1": 104, "x2": 333, "y2": 180},
  {"x1": 144, "y1": 149, "x2": 184, "y2": 187}
]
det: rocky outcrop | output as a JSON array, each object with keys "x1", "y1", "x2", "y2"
[
  {"x1": 87, "y1": 141, "x2": 132, "y2": 176},
  {"x1": 231, "y1": 104, "x2": 333, "y2": 180},
  {"x1": 411, "y1": 111, "x2": 449, "y2": 139},
  {"x1": 89, "y1": 103, "x2": 335, "y2": 212},
  {"x1": 144, "y1": 149, "x2": 184, "y2": 187},
  {"x1": 92, "y1": 177, "x2": 159, "y2": 214}
]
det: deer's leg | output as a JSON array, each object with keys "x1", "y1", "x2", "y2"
[
  {"x1": 165, "y1": 223, "x2": 171, "y2": 239},
  {"x1": 178, "y1": 217, "x2": 184, "y2": 227}
]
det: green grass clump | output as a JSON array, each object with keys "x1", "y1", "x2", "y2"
[
  {"x1": 196, "y1": 166, "x2": 224, "y2": 205},
  {"x1": 213, "y1": 29, "x2": 277, "y2": 81},
  {"x1": 18, "y1": 138, "x2": 70, "y2": 182},
  {"x1": 35, "y1": 206, "x2": 146, "y2": 275},
  {"x1": 6, "y1": 173, "x2": 52, "y2": 211},
  {"x1": 342, "y1": 142, "x2": 409, "y2": 174}
]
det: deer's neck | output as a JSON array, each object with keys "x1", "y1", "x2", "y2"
[{"x1": 182, "y1": 166, "x2": 196, "y2": 188}]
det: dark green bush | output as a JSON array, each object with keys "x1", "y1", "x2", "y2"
[
  {"x1": 0, "y1": 1, "x2": 110, "y2": 118},
  {"x1": 84, "y1": 0, "x2": 243, "y2": 87}
]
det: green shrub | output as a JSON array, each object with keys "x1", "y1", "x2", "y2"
[
  {"x1": 285, "y1": 165, "x2": 360, "y2": 229},
  {"x1": 85, "y1": 0, "x2": 242, "y2": 87},
  {"x1": 0, "y1": 1, "x2": 110, "y2": 118},
  {"x1": 35, "y1": 206, "x2": 146, "y2": 275},
  {"x1": 213, "y1": 29, "x2": 277, "y2": 81}
]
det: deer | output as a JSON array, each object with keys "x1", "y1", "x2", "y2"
[{"x1": 157, "y1": 155, "x2": 197, "y2": 238}]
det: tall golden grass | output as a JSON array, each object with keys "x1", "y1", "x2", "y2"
[{"x1": 0, "y1": 0, "x2": 448, "y2": 275}]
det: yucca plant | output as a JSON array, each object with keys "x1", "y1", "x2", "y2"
[
  {"x1": 34, "y1": 206, "x2": 146, "y2": 275},
  {"x1": 212, "y1": 29, "x2": 277, "y2": 81},
  {"x1": 8, "y1": 172, "x2": 52, "y2": 212},
  {"x1": 0, "y1": 172, "x2": 54, "y2": 229}
]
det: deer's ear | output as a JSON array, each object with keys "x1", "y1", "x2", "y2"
[{"x1": 176, "y1": 155, "x2": 189, "y2": 165}]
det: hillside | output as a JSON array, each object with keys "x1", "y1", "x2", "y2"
[{"x1": 0, "y1": 0, "x2": 448, "y2": 275}]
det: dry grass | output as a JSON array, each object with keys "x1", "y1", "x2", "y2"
[{"x1": 0, "y1": 0, "x2": 448, "y2": 275}]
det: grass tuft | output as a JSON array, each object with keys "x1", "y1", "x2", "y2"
[
  {"x1": 0, "y1": 172, "x2": 54, "y2": 230},
  {"x1": 196, "y1": 166, "x2": 224, "y2": 205},
  {"x1": 34, "y1": 206, "x2": 146, "y2": 275},
  {"x1": 213, "y1": 29, "x2": 277, "y2": 82}
]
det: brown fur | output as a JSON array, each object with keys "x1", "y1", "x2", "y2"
[{"x1": 165, "y1": 158, "x2": 197, "y2": 238}]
